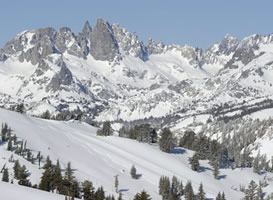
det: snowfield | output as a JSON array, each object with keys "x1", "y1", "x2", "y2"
[
  {"x1": 0, "y1": 181, "x2": 68, "y2": 200},
  {"x1": 1, "y1": 108, "x2": 273, "y2": 199}
]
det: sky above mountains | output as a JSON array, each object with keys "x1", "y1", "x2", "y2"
[{"x1": 1, "y1": 0, "x2": 273, "y2": 49}]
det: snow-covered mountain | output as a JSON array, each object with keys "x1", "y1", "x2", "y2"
[
  {"x1": 0, "y1": 18, "x2": 273, "y2": 127},
  {"x1": 1, "y1": 108, "x2": 273, "y2": 199}
]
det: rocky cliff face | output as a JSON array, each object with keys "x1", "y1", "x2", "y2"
[
  {"x1": 1, "y1": 19, "x2": 273, "y2": 127},
  {"x1": 90, "y1": 18, "x2": 119, "y2": 61}
]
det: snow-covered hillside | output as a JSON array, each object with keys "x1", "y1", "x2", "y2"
[
  {"x1": 1, "y1": 108, "x2": 273, "y2": 199},
  {"x1": 0, "y1": 181, "x2": 68, "y2": 200}
]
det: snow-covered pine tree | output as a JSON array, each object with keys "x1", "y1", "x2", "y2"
[
  {"x1": 244, "y1": 180, "x2": 258, "y2": 200},
  {"x1": 1, "y1": 122, "x2": 8, "y2": 142},
  {"x1": 114, "y1": 175, "x2": 119, "y2": 193},
  {"x1": 130, "y1": 165, "x2": 137, "y2": 179},
  {"x1": 2, "y1": 168, "x2": 9, "y2": 182},
  {"x1": 221, "y1": 192, "x2": 226, "y2": 200},
  {"x1": 159, "y1": 176, "x2": 170, "y2": 200},
  {"x1": 95, "y1": 186, "x2": 105, "y2": 200},
  {"x1": 13, "y1": 160, "x2": 20, "y2": 179},
  {"x1": 253, "y1": 151, "x2": 261, "y2": 174},
  {"x1": 82, "y1": 180, "x2": 95, "y2": 200},
  {"x1": 216, "y1": 192, "x2": 221, "y2": 200},
  {"x1": 159, "y1": 128, "x2": 175, "y2": 153},
  {"x1": 97, "y1": 121, "x2": 113, "y2": 136},
  {"x1": 7, "y1": 135, "x2": 12, "y2": 151},
  {"x1": 184, "y1": 181, "x2": 194, "y2": 200},
  {"x1": 189, "y1": 152, "x2": 200, "y2": 172},
  {"x1": 133, "y1": 190, "x2": 152, "y2": 200},
  {"x1": 197, "y1": 183, "x2": 206, "y2": 200}
]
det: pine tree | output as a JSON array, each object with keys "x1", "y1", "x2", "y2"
[
  {"x1": 130, "y1": 165, "x2": 137, "y2": 179},
  {"x1": 19, "y1": 140, "x2": 24, "y2": 156},
  {"x1": 18, "y1": 165, "x2": 29, "y2": 186},
  {"x1": 1, "y1": 123, "x2": 8, "y2": 142},
  {"x1": 170, "y1": 176, "x2": 180, "y2": 200},
  {"x1": 159, "y1": 128, "x2": 175, "y2": 153},
  {"x1": 115, "y1": 175, "x2": 119, "y2": 193},
  {"x1": 179, "y1": 130, "x2": 196, "y2": 149},
  {"x1": 211, "y1": 160, "x2": 220, "y2": 180},
  {"x1": 253, "y1": 151, "x2": 261, "y2": 174},
  {"x1": 97, "y1": 121, "x2": 113, "y2": 136},
  {"x1": 65, "y1": 162, "x2": 74, "y2": 183},
  {"x1": 37, "y1": 151, "x2": 41, "y2": 169},
  {"x1": 189, "y1": 152, "x2": 200, "y2": 172},
  {"x1": 41, "y1": 110, "x2": 51, "y2": 119},
  {"x1": 2, "y1": 168, "x2": 9, "y2": 182},
  {"x1": 71, "y1": 180, "x2": 80, "y2": 198},
  {"x1": 133, "y1": 190, "x2": 152, "y2": 200},
  {"x1": 16, "y1": 103, "x2": 25, "y2": 114},
  {"x1": 197, "y1": 183, "x2": 206, "y2": 200},
  {"x1": 118, "y1": 192, "x2": 123, "y2": 200},
  {"x1": 82, "y1": 180, "x2": 95, "y2": 200},
  {"x1": 13, "y1": 134, "x2": 17, "y2": 145},
  {"x1": 257, "y1": 183, "x2": 264, "y2": 200},
  {"x1": 95, "y1": 186, "x2": 105, "y2": 200},
  {"x1": 221, "y1": 192, "x2": 226, "y2": 200},
  {"x1": 244, "y1": 180, "x2": 258, "y2": 200},
  {"x1": 39, "y1": 167, "x2": 53, "y2": 191},
  {"x1": 43, "y1": 155, "x2": 52, "y2": 169},
  {"x1": 7, "y1": 136, "x2": 12, "y2": 151},
  {"x1": 216, "y1": 192, "x2": 221, "y2": 200},
  {"x1": 159, "y1": 176, "x2": 170, "y2": 200},
  {"x1": 184, "y1": 181, "x2": 194, "y2": 200},
  {"x1": 52, "y1": 159, "x2": 63, "y2": 193},
  {"x1": 105, "y1": 195, "x2": 115, "y2": 200},
  {"x1": 13, "y1": 160, "x2": 21, "y2": 179}
]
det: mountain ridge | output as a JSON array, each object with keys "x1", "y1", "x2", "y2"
[{"x1": 0, "y1": 18, "x2": 273, "y2": 128}]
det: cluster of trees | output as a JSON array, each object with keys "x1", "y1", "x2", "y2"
[
  {"x1": 159, "y1": 175, "x2": 224, "y2": 200},
  {"x1": 40, "y1": 109, "x2": 84, "y2": 121},
  {"x1": 159, "y1": 175, "x2": 183, "y2": 200},
  {"x1": 200, "y1": 117, "x2": 273, "y2": 173},
  {"x1": 97, "y1": 121, "x2": 113, "y2": 136},
  {"x1": 13, "y1": 160, "x2": 30, "y2": 186},
  {"x1": 214, "y1": 99, "x2": 273, "y2": 122},
  {"x1": 243, "y1": 180, "x2": 266, "y2": 200},
  {"x1": 179, "y1": 130, "x2": 224, "y2": 178},
  {"x1": 119, "y1": 124, "x2": 175, "y2": 154},
  {"x1": 8, "y1": 103, "x2": 25, "y2": 114},
  {"x1": 1, "y1": 123, "x2": 36, "y2": 164},
  {"x1": 119, "y1": 123, "x2": 157, "y2": 143}
]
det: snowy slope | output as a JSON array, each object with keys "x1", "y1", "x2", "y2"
[
  {"x1": 0, "y1": 181, "x2": 69, "y2": 200},
  {"x1": 1, "y1": 108, "x2": 273, "y2": 199}
]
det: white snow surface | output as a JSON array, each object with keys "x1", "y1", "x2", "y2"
[
  {"x1": 0, "y1": 181, "x2": 69, "y2": 200},
  {"x1": 1, "y1": 108, "x2": 273, "y2": 199}
]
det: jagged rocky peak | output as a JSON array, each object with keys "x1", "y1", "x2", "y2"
[
  {"x1": 225, "y1": 34, "x2": 273, "y2": 67},
  {"x1": 46, "y1": 56, "x2": 73, "y2": 92},
  {"x1": 216, "y1": 34, "x2": 239, "y2": 55},
  {"x1": 20, "y1": 28, "x2": 59, "y2": 65},
  {"x1": 90, "y1": 18, "x2": 119, "y2": 61},
  {"x1": 1, "y1": 27, "x2": 59, "y2": 65},
  {"x1": 82, "y1": 20, "x2": 92, "y2": 37},
  {"x1": 55, "y1": 27, "x2": 75, "y2": 52},
  {"x1": 146, "y1": 39, "x2": 165, "y2": 55},
  {"x1": 77, "y1": 21, "x2": 92, "y2": 59},
  {"x1": 202, "y1": 35, "x2": 238, "y2": 66},
  {"x1": 112, "y1": 23, "x2": 147, "y2": 60},
  {"x1": 180, "y1": 45, "x2": 203, "y2": 68}
]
